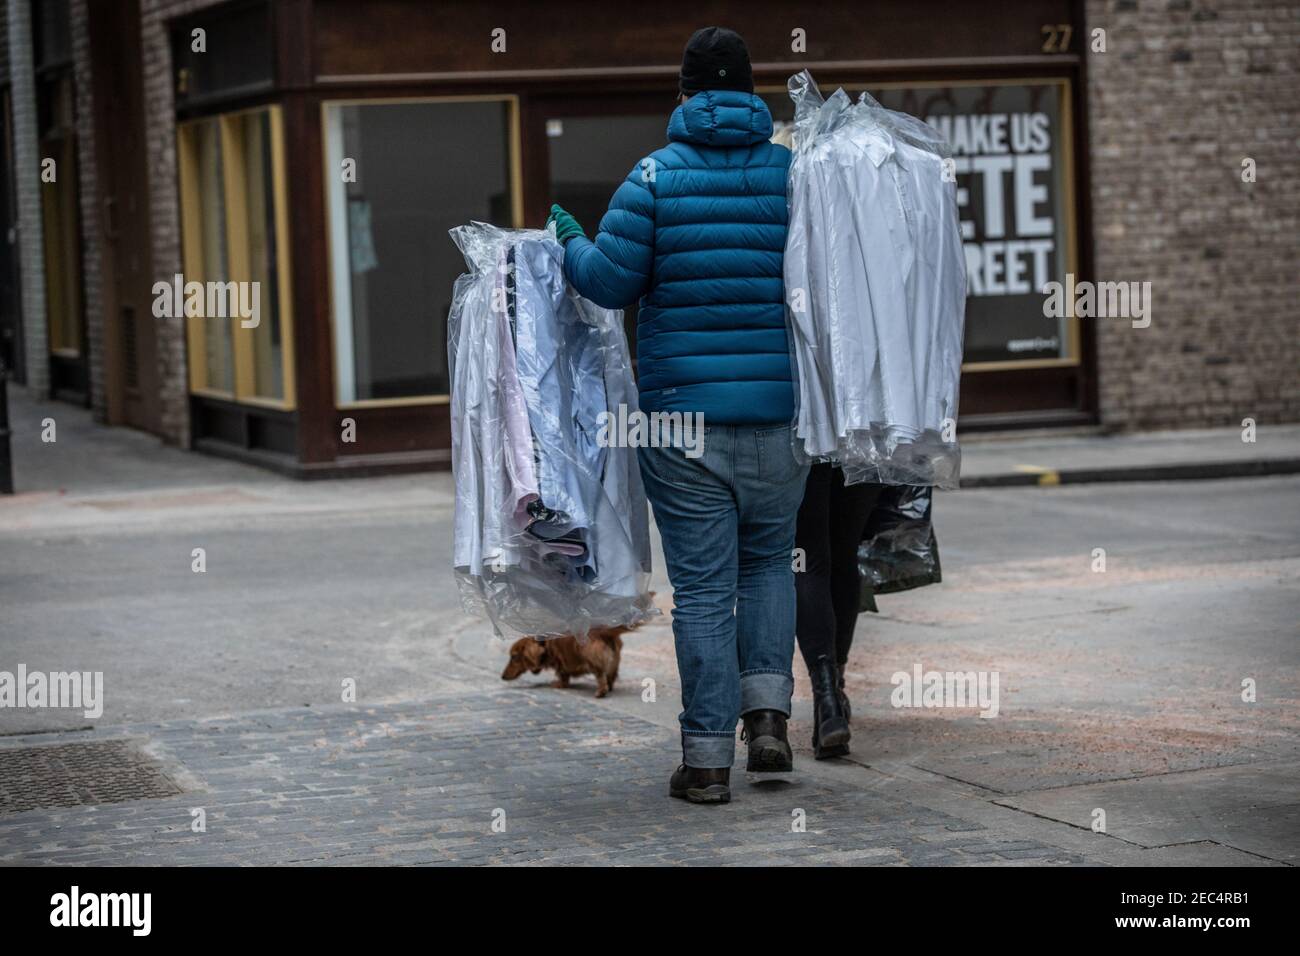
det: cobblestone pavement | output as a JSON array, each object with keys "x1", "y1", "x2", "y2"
[
  {"x1": 1, "y1": 394, "x2": 1296, "y2": 866},
  {"x1": 5, "y1": 681, "x2": 1293, "y2": 866},
  {"x1": 0, "y1": 691, "x2": 1089, "y2": 866}
]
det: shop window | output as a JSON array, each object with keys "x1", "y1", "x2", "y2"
[
  {"x1": 229, "y1": 111, "x2": 285, "y2": 400},
  {"x1": 39, "y1": 73, "x2": 82, "y2": 360},
  {"x1": 177, "y1": 106, "x2": 294, "y2": 406},
  {"x1": 762, "y1": 78, "x2": 1077, "y2": 371},
  {"x1": 323, "y1": 97, "x2": 518, "y2": 405},
  {"x1": 185, "y1": 117, "x2": 232, "y2": 393}
]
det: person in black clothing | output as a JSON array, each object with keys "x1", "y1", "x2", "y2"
[{"x1": 795, "y1": 463, "x2": 884, "y2": 758}]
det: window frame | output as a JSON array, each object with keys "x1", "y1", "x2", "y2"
[
  {"x1": 320, "y1": 94, "x2": 523, "y2": 410},
  {"x1": 177, "y1": 104, "x2": 297, "y2": 409}
]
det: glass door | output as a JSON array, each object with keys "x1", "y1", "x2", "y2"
[{"x1": 531, "y1": 93, "x2": 674, "y2": 363}]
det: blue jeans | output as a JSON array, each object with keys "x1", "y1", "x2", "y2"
[{"x1": 638, "y1": 423, "x2": 810, "y2": 768}]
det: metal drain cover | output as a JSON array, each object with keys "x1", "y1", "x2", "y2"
[{"x1": 0, "y1": 739, "x2": 183, "y2": 815}]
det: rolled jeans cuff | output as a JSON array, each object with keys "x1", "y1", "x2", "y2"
[
  {"x1": 681, "y1": 731, "x2": 735, "y2": 769},
  {"x1": 740, "y1": 669, "x2": 794, "y2": 717}
]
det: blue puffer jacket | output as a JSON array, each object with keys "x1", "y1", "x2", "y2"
[{"x1": 563, "y1": 90, "x2": 794, "y2": 425}]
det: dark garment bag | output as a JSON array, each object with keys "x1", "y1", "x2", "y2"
[{"x1": 857, "y1": 485, "x2": 942, "y2": 613}]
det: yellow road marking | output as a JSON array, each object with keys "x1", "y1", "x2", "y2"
[{"x1": 1014, "y1": 464, "x2": 1061, "y2": 486}]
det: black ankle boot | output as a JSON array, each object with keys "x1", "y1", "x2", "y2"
[
  {"x1": 741, "y1": 709, "x2": 793, "y2": 772},
  {"x1": 669, "y1": 764, "x2": 731, "y2": 804},
  {"x1": 811, "y1": 655, "x2": 850, "y2": 759},
  {"x1": 836, "y1": 659, "x2": 852, "y2": 720}
]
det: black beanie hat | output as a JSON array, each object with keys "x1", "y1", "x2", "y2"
[{"x1": 679, "y1": 27, "x2": 754, "y2": 96}]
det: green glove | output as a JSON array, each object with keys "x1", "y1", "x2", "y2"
[{"x1": 547, "y1": 204, "x2": 585, "y2": 245}]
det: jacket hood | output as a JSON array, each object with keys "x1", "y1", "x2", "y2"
[{"x1": 667, "y1": 90, "x2": 774, "y2": 147}]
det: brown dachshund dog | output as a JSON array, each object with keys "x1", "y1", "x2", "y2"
[{"x1": 501, "y1": 625, "x2": 626, "y2": 698}]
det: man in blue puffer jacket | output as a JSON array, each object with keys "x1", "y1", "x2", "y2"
[{"x1": 548, "y1": 27, "x2": 808, "y2": 805}]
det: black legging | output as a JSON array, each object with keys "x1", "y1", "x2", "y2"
[{"x1": 795, "y1": 463, "x2": 884, "y2": 675}]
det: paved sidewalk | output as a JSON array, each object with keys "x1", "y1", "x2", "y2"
[
  {"x1": 4, "y1": 389, "x2": 1300, "y2": 495},
  {"x1": 2, "y1": 682, "x2": 1291, "y2": 866},
  {"x1": 0, "y1": 693, "x2": 1088, "y2": 867},
  {"x1": 960, "y1": 423, "x2": 1300, "y2": 487}
]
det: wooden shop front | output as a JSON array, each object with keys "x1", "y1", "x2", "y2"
[{"x1": 166, "y1": 0, "x2": 1094, "y2": 475}]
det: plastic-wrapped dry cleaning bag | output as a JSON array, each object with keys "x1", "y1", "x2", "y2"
[
  {"x1": 784, "y1": 70, "x2": 967, "y2": 489},
  {"x1": 447, "y1": 222, "x2": 654, "y2": 638}
]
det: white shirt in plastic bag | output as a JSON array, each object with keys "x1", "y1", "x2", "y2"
[
  {"x1": 448, "y1": 222, "x2": 654, "y2": 638},
  {"x1": 784, "y1": 71, "x2": 966, "y2": 488}
]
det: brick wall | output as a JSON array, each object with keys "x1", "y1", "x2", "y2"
[
  {"x1": 138, "y1": 0, "x2": 224, "y2": 446},
  {"x1": 5, "y1": 0, "x2": 47, "y2": 397},
  {"x1": 61, "y1": 0, "x2": 210, "y2": 436},
  {"x1": 0, "y1": 13, "x2": 9, "y2": 378},
  {"x1": 0, "y1": 6, "x2": 9, "y2": 94},
  {"x1": 1086, "y1": 0, "x2": 1300, "y2": 430},
  {"x1": 70, "y1": 0, "x2": 106, "y2": 421}
]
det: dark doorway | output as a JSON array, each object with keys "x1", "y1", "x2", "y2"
[
  {"x1": 88, "y1": 0, "x2": 159, "y2": 433},
  {"x1": 34, "y1": 0, "x2": 88, "y2": 404},
  {"x1": 528, "y1": 91, "x2": 675, "y2": 364}
]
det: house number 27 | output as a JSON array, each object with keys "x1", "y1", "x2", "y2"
[{"x1": 1041, "y1": 23, "x2": 1073, "y2": 53}]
